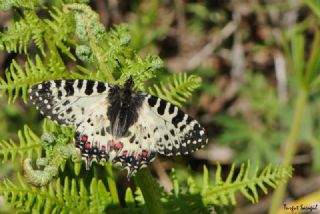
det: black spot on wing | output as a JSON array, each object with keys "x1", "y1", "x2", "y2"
[
  {"x1": 169, "y1": 104, "x2": 175, "y2": 114},
  {"x1": 172, "y1": 109, "x2": 185, "y2": 127},
  {"x1": 101, "y1": 128, "x2": 106, "y2": 136},
  {"x1": 85, "y1": 80, "x2": 94, "y2": 95},
  {"x1": 129, "y1": 134, "x2": 136, "y2": 144},
  {"x1": 57, "y1": 90, "x2": 62, "y2": 99},
  {"x1": 66, "y1": 107, "x2": 73, "y2": 114},
  {"x1": 147, "y1": 96, "x2": 157, "y2": 107},
  {"x1": 64, "y1": 80, "x2": 75, "y2": 96},
  {"x1": 180, "y1": 145, "x2": 188, "y2": 154},
  {"x1": 55, "y1": 80, "x2": 62, "y2": 89},
  {"x1": 77, "y1": 79, "x2": 83, "y2": 89},
  {"x1": 97, "y1": 82, "x2": 106, "y2": 93},
  {"x1": 187, "y1": 139, "x2": 197, "y2": 153},
  {"x1": 179, "y1": 125, "x2": 186, "y2": 132},
  {"x1": 62, "y1": 100, "x2": 70, "y2": 106},
  {"x1": 36, "y1": 81, "x2": 51, "y2": 95},
  {"x1": 157, "y1": 99, "x2": 166, "y2": 115},
  {"x1": 186, "y1": 116, "x2": 193, "y2": 125}
]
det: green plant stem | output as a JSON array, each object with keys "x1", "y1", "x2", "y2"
[
  {"x1": 134, "y1": 168, "x2": 166, "y2": 214},
  {"x1": 105, "y1": 163, "x2": 119, "y2": 205},
  {"x1": 269, "y1": 89, "x2": 308, "y2": 213}
]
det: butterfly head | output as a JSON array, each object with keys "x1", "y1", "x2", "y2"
[
  {"x1": 120, "y1": 76, "x2": 134, "y2": 101},
  {"x1": 124, "y1": 76, "x2": 134, "y2": 90}
]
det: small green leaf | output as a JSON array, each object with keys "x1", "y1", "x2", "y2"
[{"x1": 125, "y1": 187, "x2": 135, "y2": 208}]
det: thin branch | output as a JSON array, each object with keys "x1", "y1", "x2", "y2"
[
  {"x1": 186, "y1": 21, "x2": 238, "y2": 70},
  {"x1": 274, "y1": 50, "x2": 288, "y2": 102}
]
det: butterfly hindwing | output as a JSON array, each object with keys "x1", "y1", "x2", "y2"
[
  {"x1": 29, "y1": 80, "x2": 111, "y2": 126},
  {"x1": 75, "y1": 112, "x2": 156, "y2": 177}
]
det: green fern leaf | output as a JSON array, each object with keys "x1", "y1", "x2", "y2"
[
  {"x1": 118, "y1": 54, "x2": 163, "y2": 90},
  {"x1": 89, "y1": 178, "x2": 112, "y2": 213},
  {"x1": 148, "y1": 73, "x2": 201, "y2": 107},
  {"x1": 0, "y1": 10, "x2": 44, "y2": 53},
  {"x1": 0, "y1": 7, "x2": 75, "y2": 58},
  {"x1": 0, "y1": 125, "x2": 41, "y2": 163},
  {"x1": 0, "y1": 175, "x2": 113, "y2": 213},
  {"x1": 202, "y1": 162, "x2": 292, "y2": 205},
  {"x1": 125, "y1": 187, "x2": 135, "y2": 208},
  {"x1": 0, "y1": 0, "x2": 39, "y2": 10},
  {"x1": 0, "y1": 55, "x2": 67, "y2": 103},
  {"x1": 44, "y1": 7, "x2": 76, "y2": 60}
]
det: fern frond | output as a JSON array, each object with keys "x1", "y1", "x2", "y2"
[
  {"x1": 44, "y1": 7, "x2": 76, "y2": 60},
  {"x1": 125, "y1": 187, "x2": 135, "y2": 208},
  {"x1": 148, "y1": 73, "x2": 201, "y2": 107},
  {"x1": 89, "y1": 178, "x2": 112, "y2": 213},
  {"x1": 0, "y1": 125, "x2": 41, "y2": 163},
  {"x1": 0, "y1": 7, "x2": 75, "y2": 58},
  {"x1": 202, "y1": 162, "x2": 292, "y2": 205},
  {"x1": 0, "y1": 174, "x2": 113, "y2": 213},
  {"x1": 42, "y1": 118, "x2": 74, "y2": 138},
  {"x1": 119, "y1": 54, "x2": 163, "y2": 90},
  {"x1": 64, "y1": 3, "x2": 114, "y2": 82},
  {"x1": 0, "y1": 55, "x2": 67, "y2": 103},
  {"x1": 65, "y1": 4, "x2": 163, "y2": 85},
  {"x1": 160, "y1": 163, "x2": 291, "y2": 212},
  {"x1": 0, "y1": 0, "x2": 39, "y2": 10},
  {"x1": 0, "y1": 10, "x2": 45, "y2": 54}
]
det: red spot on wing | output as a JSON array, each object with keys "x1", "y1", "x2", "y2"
[
  {"x1": 101, "y1": 146, "x2": 106, "y2": 152},
  {"x1": 109, "y1": 140, "x2": 116, "y2": 147},
  {"x1": 109, "y1": 140, "x2": 123, "y2": 150},
  {"x1": 115, "y1": 143, "x2": 123, "y2": 149},
  {"x1": 81, "y1": 135, "x2": 88, "y2": 142},
  {"x1": 142, "y1": 150, "x2": 148, "y2": 157},
  {"x1": 85, "y1": 142, "x2": 91, "y2": 149}
]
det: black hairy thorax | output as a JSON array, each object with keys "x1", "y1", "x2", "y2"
[{"x1": 107, "y1": 77, "x2": 145, "y2": 137}]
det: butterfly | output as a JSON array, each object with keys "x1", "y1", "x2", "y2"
[{"x1": 29, "y1": 77, "x2": 208, "y2": 178}]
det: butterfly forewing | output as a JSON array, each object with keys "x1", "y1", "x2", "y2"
[{"x1": 29, "y1": 80, "x2": 111, "y2": 126}]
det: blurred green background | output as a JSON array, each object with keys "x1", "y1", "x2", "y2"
[{"x1": 1, "y1": 0, "x2": 320, "y2": 213}]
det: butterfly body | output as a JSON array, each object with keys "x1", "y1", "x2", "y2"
[{"x1": 29, "y1": 78, "x2": 207, "y2": 177}]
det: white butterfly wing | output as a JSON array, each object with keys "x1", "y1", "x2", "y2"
[
  {"x1": 140, "y1": 94, "x2": 208, "y2": 156},
  {"x1": 29, "y1": 80, "x2": 111, "y2": 126},
  {"x1": 75, "y1": 110, "x2": 156, "y2": 177},
  {"x1": 29, "y1": 79, "x2": 208, "y2": 178}
]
